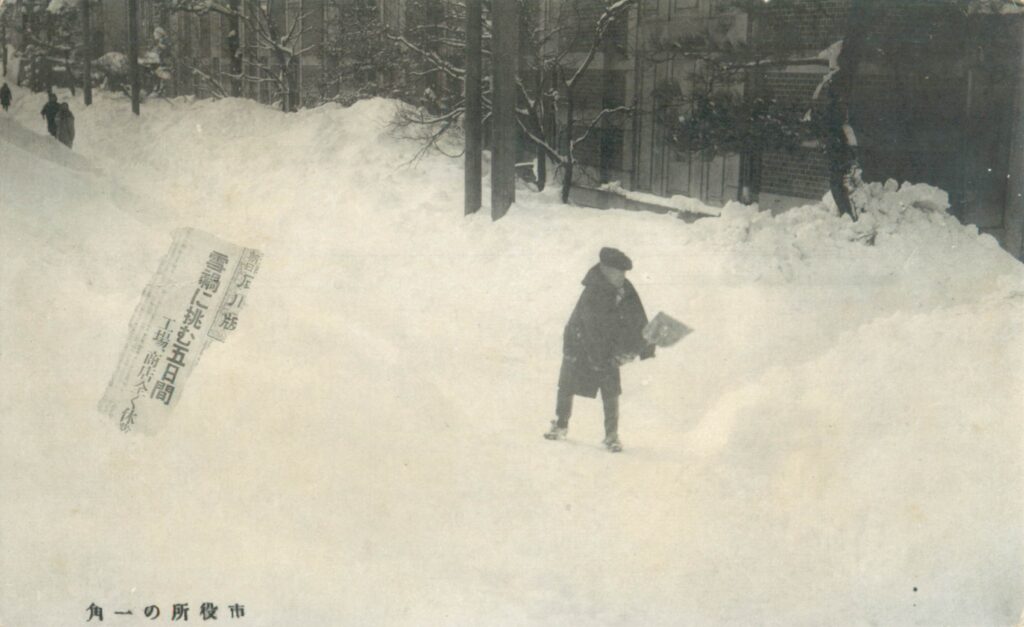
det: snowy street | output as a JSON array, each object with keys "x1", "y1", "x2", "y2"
[{"x1": 2, "y1": 82, "x2": 1023, "y2": 626}]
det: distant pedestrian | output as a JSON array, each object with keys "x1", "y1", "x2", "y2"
[
  {"x1": 0, "y1": 83, "x2": 11, "y2": 112},
  {"x1": 40, "y1": 93, "x2": 60, "y2": 137},
  {"x1": 55, "y1": 102, "x2": 75, "y2": 148},
  {"x1": 544, "y1": 248, "x2": 655, "y2": 452}
]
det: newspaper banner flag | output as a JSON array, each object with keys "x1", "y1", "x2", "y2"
[
  {"x1": 207, "y1": 248, "x2": 262, "y2": 342},
  {"x1": 98, "y1": 228, "x2": 262, "y2": 433}
]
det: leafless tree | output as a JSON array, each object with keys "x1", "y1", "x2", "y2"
[
  {"x1": 166, "y1": 0, "x2": 318, "y2": 111},
  {"x1": 517, "y1": 0, "x2": 636, "y2": 201},
  {"x1": 389, "y1": 0, "x2": 636, "y2": 203}
]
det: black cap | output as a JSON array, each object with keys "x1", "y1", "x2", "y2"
[{"x1": 599, "y1": 247, "x2": 632, "y2": 271}]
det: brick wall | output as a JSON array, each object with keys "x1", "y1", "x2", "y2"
[
  {"x1": 759, "y1": 71, "x2": 828, "y2": 198},
  {"x1": 753, "y1": 1, "x2": 976, "y2": 201},
  {"x1": 759, "y1": 149, "x2": 830, "y2": 199},
  {"x1": 758, "y1": 67, "x2": 968, "y2": 200},
  {"x1": 754, "y1": 1, "x2": 966, "y2": 54},
  {"x1": 755, "y1": 0, "x2": 851, "y2": 52},
  {"x1": 762, "y1": 71, "x2": 820, "y2": 107}
]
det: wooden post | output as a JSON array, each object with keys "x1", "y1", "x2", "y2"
[
  {"x1": 182, "y1": 13, "x2": 192, "y2": 96},
  {"x1": 2, "y1": 19, "x2": 8, "y2": 77},
  {"x1": 464, "y1": 0, "x2": 482, "y2": 215},
  {"x1": 82, "y1": 0, "x2": 92, "y2": 105},
  {"x1": 128, "y1": 0, "x2": 141, "y2": 115},
  {"x1": 157, "y1": 0, "x2": 173, "y2": 97},
  {"x1": 490, "y1": 0, "x2": 517, "y2": 220},
  {"x1": 229, "y1": 0, "x2": 242, "y2": 97},
  {"x1": 535, "y1": 63, "x2": 546, "y2": 191},
  {"x1": 1003, "y1": 19, "x2": 1024, "y2": 259}
]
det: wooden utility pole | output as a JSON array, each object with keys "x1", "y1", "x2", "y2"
[
  {"x1": 156, "y1": 0, "x2": 173, "y2": 96},
  {"x1": 535, "y1": 68, "x2": 546, "y2": 192},
  {"x1": 2, "y1": 18, "x2": 8, "y2": 77},
  {"x1": 128, "y1": 0, "x2": 141, "y2": 115},
  {"x1": 228, "y1": 0, "x2": 242, "y2": 97},
  {"x1": 464, "y1": 0, "x2": 482, "y2": 215},
  {"x1": 82, "y1": 0, "x2": 92, "y2": 105},
  {"x1": 182, "y1": 12, "x2": 193, "y2": 95},
  {"x1": 1004, "y1": 18, "x2": 1024, "y2": 259},
  {"x1": 490, "y1": 0, "x2": 517, "y2": 220}
]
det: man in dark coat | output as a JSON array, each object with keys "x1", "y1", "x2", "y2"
[
  {"x1": 55, "y1": 102, "x2": 75, "y2": 148},
  {"x1": 0, "y1": 83, "x2": 11, "y2": 112},
  {"x1": 544, "y1": 247, "x2": 655, "y2": 452},
  {"x1": 41, "y1": 93, "x2": 60, "y2": 138}
]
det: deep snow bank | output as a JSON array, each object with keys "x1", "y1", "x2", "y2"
[{"x1": 1, "y1": 88, "x2": 1022, "y2": 626}]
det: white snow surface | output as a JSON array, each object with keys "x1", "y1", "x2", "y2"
[
  {"x1": 599, "y1": 180, "x2": 723, "y2": 216},
  {"x1": 1, "y1": 86, "x2": 1023, "y2": 626}
]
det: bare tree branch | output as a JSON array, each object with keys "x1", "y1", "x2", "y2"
[
  {"x1": 565, "y1": 0, "x2": 636, "y2": 88},
  {"x1": 571, "y1": 105, "x2": 632, "y2": 148},
  {"x1": 386, "y1": 32, "x2": 466, "y2": 80},
  {"x1": 190, "y1": 65, "x2": 230, "y2": 99}
]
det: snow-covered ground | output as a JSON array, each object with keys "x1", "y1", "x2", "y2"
[
  {"x1": 1, "y1": 83, "x2": 1022, "y2": 626},
  {"x1": 599, "y1": 181, "x2": 722, "y2": 217}
]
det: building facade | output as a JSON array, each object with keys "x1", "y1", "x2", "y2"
[
  {"x1": 628, "y1": 0, "x2": 747, "y2": 206},
  {"x1": 86, "y1": 0, "x2": 383, "y2": 106},
  {"x1": 75, "y1": 0, "x2": 1023, "y2": 255},
  {"x1": 561, "y1": 0, "x2": 1022, "y2": 257},
  {"x1": 753, "y1": 0, "x2": 1022, "y2": 257}
]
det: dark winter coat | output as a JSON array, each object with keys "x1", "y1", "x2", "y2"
[
  {"x1": 56, "y1": 108, "x2": 75, "y2": 148},
  {"x1": 41, "y1": 100, "x2": 60, "y2": 136},
  {"x1": 558, "y1": 264, "x2": 655, "y2": 399},
  {"x1": 0, "y1": 85, "x2": 11, "y2": 108}
]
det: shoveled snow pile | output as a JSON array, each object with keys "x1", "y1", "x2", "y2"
[
  {"x1": 96, "y1": 51, "x2": 130, "y2": 76},
  {"x1": 599, "y1": 180, "x2": 723, "y2": 216},
  {"x1": 1, "y1": 86, "x2": 1022, "y2": 627}
]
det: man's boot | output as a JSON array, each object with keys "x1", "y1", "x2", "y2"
[
  {"x1": 603, "y1": 433, "x2": 623, "y2": 453},
  {"x1": 543, "y1": 421, "x2": 567, "y2": 441}
]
